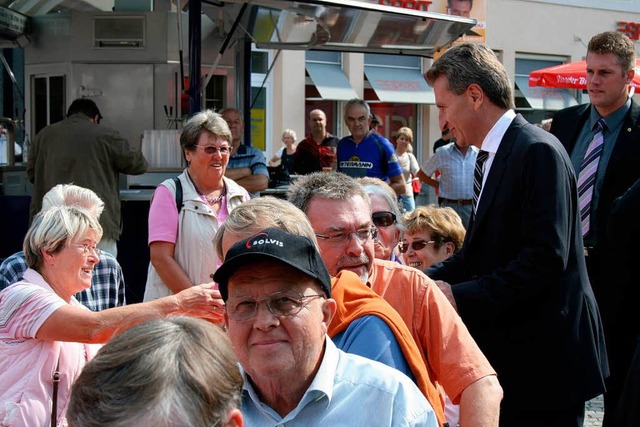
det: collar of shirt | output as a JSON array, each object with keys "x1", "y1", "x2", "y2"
[
  {"x1": 450, "y1": 142, "x2": 479, "y2": 158},
  {"x1": 589, "y1": 98, "x2": 631, "y2": 132},
  {"x1": 241, "y1": 336, "x2": 337, "y2": 419},
  {"x1": 481, "y1": 110, "x2": 516, "y2": 170}
]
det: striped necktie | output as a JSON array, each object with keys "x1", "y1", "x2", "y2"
[
  {"x1": 577, "y1": 118, "x2": 606, "y2": 237},
  {"x1": 472, "y1": 150, "x2": 489, "y2": 218}
]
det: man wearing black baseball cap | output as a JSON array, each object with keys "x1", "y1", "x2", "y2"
[{"x1": 214, "y1": 227, "x2": 437, "y2": 426}]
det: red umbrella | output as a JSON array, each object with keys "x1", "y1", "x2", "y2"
[{"x1": 529, "y1": 59, "x2": 640, "y2": 90}]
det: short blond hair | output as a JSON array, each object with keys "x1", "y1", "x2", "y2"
[
  {"x1": 403, "y1": 205, "x2": 465, "y2": 252},
  {"x1": 214, "y1": 197, "x2": 317, "y2": 259},
  {"x1": 24, "y1": 205, "x2": 103, "y2": 269},
  {"x1": 396, "y1": 127, "x2": 414, "y2": 142}
]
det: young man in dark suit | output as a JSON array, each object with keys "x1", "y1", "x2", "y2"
[
  {"x1": 550, "y1": 31, "x2": 640, "y2": 426},
  {"x1": 424, "y1": 43, "x2": 608, "y2": 426}
]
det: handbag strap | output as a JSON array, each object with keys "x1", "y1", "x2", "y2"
[{"x1": 51, "y1": 359, "x2": 61, "y2": 427}]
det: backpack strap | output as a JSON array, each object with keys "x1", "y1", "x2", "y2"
[{"x1": 172, "y1": 177, "x2": 183, "y2": 213}]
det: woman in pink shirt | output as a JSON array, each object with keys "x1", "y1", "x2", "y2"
[{"x1": 0, "y1": 206, "x2": 223, "y2": 427}]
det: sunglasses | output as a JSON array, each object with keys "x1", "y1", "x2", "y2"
[
  {"x1": 398, "y1": 240, "x2": 436, "y2": 253},
  {"x1": 372, "y1": 211, "x2": 396, "y2": 227}
]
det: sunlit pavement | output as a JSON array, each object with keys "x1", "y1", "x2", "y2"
[{"x1": 584, "y1": 395, "x2": 604, "y2": 427}]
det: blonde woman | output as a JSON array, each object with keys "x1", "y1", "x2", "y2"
[{"x1": 269, "y1": 129, "x2": 297, "y2": 175}]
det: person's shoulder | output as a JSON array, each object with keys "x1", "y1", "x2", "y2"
[
  {"x1": 552, "y1": 103, "x2": 590, "y2": 124},
  {"x1": 98, "y1": 251, "x2": 121, "y2": 268},
  {"x1": 334, "y1": 346, "x2": 423, "y2": 392},
  {"x1": 1, "y1": 251, "x2": 27, "y2": 268},
  {"x1": 223, "y1": 175, "x2": 248, "y2": 195}
]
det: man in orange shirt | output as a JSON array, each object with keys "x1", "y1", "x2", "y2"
[
  {"x1": 213, "y1": 197, "x2": 447, "y2": 425},
  {"x1": 288, "y1": 172, "x2": 503, "y2": 426}
]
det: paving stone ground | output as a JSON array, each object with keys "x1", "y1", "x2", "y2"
[{"x1": 584, "y1": 395, "x2": 604, "y2": 427}]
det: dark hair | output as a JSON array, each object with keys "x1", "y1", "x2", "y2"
[
  {"x1": 67, "y1": 98, "x2": 102, "y2": 121},
  {"x1": 425, "y1": 43, "x2": 514, "y2": 110},
  {"x1": 588, "y1": 31, "x2": 636, "y2": 73},
  {"x1": 447, "y1": 0, "x2": 473, "y2": 8}
]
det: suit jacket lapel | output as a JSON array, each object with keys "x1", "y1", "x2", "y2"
[{"x1": 468, "y1": 115, "x2": 526, "y2": 242}]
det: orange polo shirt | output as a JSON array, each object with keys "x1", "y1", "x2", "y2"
[{"x1": 328, "y1": 270, "x2": 446, "y2": 426}]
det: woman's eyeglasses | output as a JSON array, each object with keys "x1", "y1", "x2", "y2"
[
  {"x1": 398, "y1": 240, "x2": 436, "y2": 253},
  {"x1": 71, "y1": 243, "x2": 101, "y2": 257},
  {"x1": 372, "y1": 211, "x2": 396, "y2": 227},
  {"x1": 195, "y1": 145, "x2": 230, "y2": 155}
]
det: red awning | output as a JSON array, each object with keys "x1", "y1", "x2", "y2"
[{"x1": 529, "y1": 59, "x2": 640, "y2": 90}]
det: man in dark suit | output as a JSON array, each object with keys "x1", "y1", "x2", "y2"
[
  {"x1": 549, "y1": 31, "x2": 640, "y2": 426},
  {"x1": 424, "y1": 43, "x2": 608, "y2": 426}
]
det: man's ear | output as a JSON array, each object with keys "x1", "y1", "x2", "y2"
[
  {"x1": 224, "y1": 408, "x2": 244, "y2": 427},
  {"x1": 467, "y1": 84, "x2": 484, "y2": 109},
  {"x1": 322, "y1": 298, "x2": 337, "y2": 327}
]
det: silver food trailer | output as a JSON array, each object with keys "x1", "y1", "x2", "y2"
[{"x1": 0, "y1": 0, "x2": 474, "y2": 300}]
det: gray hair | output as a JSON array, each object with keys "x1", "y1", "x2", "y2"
[
  {"x1": 67, "y1": 317, "x2": 242, "y2": 427},
  {"x1": 214, "y1": 196, "x2": 317, "y2": 259},
  {"x1": 588, "y1": 31, "x2": 636, "y2": 73},
  {"x1": 282, "y1": 129, "x2": 297, "y2": 141},
  {"x1": 358, "y1": 177, "x2": 406, "y2": 232},
  {"x1": 24, "y1": 206, "x2": 103, "y2": 270},
  {"x1": 425, "y1": 43, "x2": 515, "y2": 110},
  {"x1": 180, "y1": 109, "x2": 232, "y2": 154},
  {"x1": 287, "y1": 172, "x2": 371, "y2": 215},
  {"x1": 343, "y1": 98, "x2": 371, "y2": 120},
  {"x1": 41, "y1": 184, "x2": 105, "y2": 218}
]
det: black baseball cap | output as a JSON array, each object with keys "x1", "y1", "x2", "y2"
[
  {"x1": 371, "y1": 113, "x2": 382, "y2": 125},
  {"x1": 214, "y1": 228, "x2": 332, "y2": 301}
]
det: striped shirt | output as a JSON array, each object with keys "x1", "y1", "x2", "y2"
[
  {"x1": 0, "y1": 251, "x2": 126, "y2": 311},
  {"x1": 422, "y1": 143, "x2": 478, "y2": 200}
]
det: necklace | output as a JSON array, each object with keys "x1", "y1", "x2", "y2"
[{"x1": 203, "y1": 191, "x2": 225, "y2": 205}]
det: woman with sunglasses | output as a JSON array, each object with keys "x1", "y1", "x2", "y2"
[
  {"x1": 401, "y1": 204, "x2": 466, "y2": 425},
  {"x1": 144, "y1": 110, "x2": 249, "y2": 302},
  {"x1": 400, "y1": 205, "x2": 465, "y2": 272},
  {"x1": 358, "y1": 177, "x2": 406, "y2": 264}
]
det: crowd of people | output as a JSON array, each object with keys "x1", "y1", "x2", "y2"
[{"x1": 0, "y1": 29, "x2": 639, "y2": 427}]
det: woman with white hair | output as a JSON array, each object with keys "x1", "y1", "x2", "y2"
[
  {"x1": 0, "y1": 206, "x2": 223, "y2": 427},
  {"x1": 269, "y1": 129, "x2": 297, "y2": 175}
]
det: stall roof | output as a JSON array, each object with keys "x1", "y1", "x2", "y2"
[
  {"x1": 244, "y1": 0, "x2": 476, "y2": 58},
  {"x1": 2, "y1": 0, "x2": 475, "y2": 58}
]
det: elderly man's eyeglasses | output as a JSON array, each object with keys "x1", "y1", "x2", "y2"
[
  {"x1": 195, "y1": 145, "x2": 230, "y2": 155},
  {"x1": 71, "y1": 243, "x2": 101, "y2": 257},
  {"x1": 315, "y1": 226, "x2": 378, "y2": 246},
  {"x1": 226, "y1": 290, "x2": 324, "y2": 321},
  {"x1": 372, "y1": 211, "x2": 396, "y2": 227},
  {"x1": 398, "y1": 240, "x2": 436, "y2": 253}
]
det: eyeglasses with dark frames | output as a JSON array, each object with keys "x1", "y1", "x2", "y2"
[
  {"x1": 372, "y1": 211, "x2": 396, "y2": 227},
  {"x1": 225, "y1": 290, "x2": 324, "y2": 321},
  {"x1": 315, "y1": 226, "x2": 378, "y2": 246},
  {"x1": 398, "y1": 240, "x2": 437, "y2": 253},
  {"x1": 195, "y1": 145, "x2": 230, "y2": 155}
]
